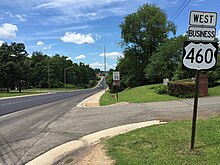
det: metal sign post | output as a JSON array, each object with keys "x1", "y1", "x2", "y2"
[
  {"x1": 113, "y1": 72, "x2": 120, "y2": 101},
  {"x1": 191, "y1": 70, "x2": 200, "y2": 150}
]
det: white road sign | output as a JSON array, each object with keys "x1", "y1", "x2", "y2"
[
  {"x1": 190, "y1": 11, "x2": 217, "y2": 27},
  {"x1": 113, "y1": 72, "x2": 120, "y2": 80},
  {"x1": 188, "y1": 26, "x2": 216, "y2": 41},
  {"x1": 183, "y1": 41, "x2": 218, "y2": 70}
]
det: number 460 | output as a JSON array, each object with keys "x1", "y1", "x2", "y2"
[{"x1": 186, "y1": 48, "x2": 214, "y2": 64}]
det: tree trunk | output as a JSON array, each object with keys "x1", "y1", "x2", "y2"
[{"x1": 19, "y1": 81, "x2": 21, "y2": 93}]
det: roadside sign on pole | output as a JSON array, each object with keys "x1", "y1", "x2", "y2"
[
  {"x1": 113, "y1": 72, "x2": 120, "y2": 81},
  {"x1": 189, "y1": 11, "x2": 217, "y2": 27},
  {"x1": 183, "y1": 41, "x2": 218, "y2": 70},
  {"x1": 188, "y1": 26, "x2": 216, "y2": 41},
  {"x1": 185, "y1": 10, "x2": 218, "y2": 150}
]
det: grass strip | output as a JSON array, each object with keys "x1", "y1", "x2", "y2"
[
  {"x1": 105, "y1": 116, "x2": 220, "y2": 165},
  {"x1": 100, "y1": 84, "x2": 220, "y2": 106},
  {"x1": 100, "y1": 84, "x2": 179, "y2": 106}
]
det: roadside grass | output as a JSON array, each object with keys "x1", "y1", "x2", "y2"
[
  {"x1": 0, "y1": 91, "x2": 44, "y2": 98},
  {"x1": 208, "y1": 85, "x2": 220, "y2": 96},
  {"x1": 105, "y1": 116, "x2": 220, "y2": 165},
  {"x1": 100, "y1": 83, "x2": 220, "y2": 106},
  {"x1": 100, "y1": 84, "x2": 179, "y2": 106},
  {"x1": 0, "y1": 87, "x2": 78, "y2": 98}
]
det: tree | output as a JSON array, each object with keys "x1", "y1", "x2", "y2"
[
  {"x1": 118, "y1": 3, "x2": 176, "y2": 87},
  {"x1": 0, "y1": 42, "x2": 28, "y2": 92},
  {"x1": 145, "y1": 35, "x2": 187, "y2": 82}
]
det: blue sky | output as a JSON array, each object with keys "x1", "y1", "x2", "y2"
[{"x1": 0, "y1": 0, "x2": 219, "y2": 70}]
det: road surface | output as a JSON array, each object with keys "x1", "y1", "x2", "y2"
[{"x1": 0, "y1": 93, "x2": 219, "y2": 164}]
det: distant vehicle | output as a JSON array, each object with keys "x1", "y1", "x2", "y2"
[{"x1": 97, "y1": 84, "x2": 103, "y2": 89}]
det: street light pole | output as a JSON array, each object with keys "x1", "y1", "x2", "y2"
[
  {"x1": 104, "y1": 46, "x2": 106, "y2": 92},
  {"x1": 64, "y1": 66, "x2": 74, "y2": 90},
  {"x1": 84, "y1": 42, "x2": 107, "y2": 92},
  {"x1": 64, "y1": 68, "x2": 66, "y2": 90}
]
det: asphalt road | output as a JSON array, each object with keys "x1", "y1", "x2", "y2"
[
  {"x1": 0, "y1": 87, "x2": 102, "y2": 165},
  {"x1": 0, "y1": 90, "x2": 219, "y2": 164},
  {"x1": 0, "y1": 88, "x2": 101, "y2": 116}
]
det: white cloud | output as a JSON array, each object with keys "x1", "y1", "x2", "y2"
[
  {"x1": 100, "y1": 52, "x2": 124, "y2": 60},
  {"x1": 75, "y1": 54, "x2": 86, "y2": 60},
  {"x1": 90, "y1": 61, "x2": 115, "y2": 70},
  {"x1": 43, "y1": 44, "x2": 54, "y2": 50},
  {"x1": 5, "y1": 12, "x2": 26, "y2": 21},
  {"x1": 37, "y1": 41, "x2": 44, "y2": 46},
  {"x1": 0, "y1": 23, "x2": 18, "y2": 39},
  {"x1": 34, "y1": 0, "x2": 146, "y2": 24},
  {"x1": 90, "y1": 61, "x2": 104, "y2": 69},
  {"x1": 0, "y1": 40, "x2": 4, "y2": 46},
  {"x1": 67, "y1": 57, "x2": 73, "y2": 61},
  {"x1": 60, "y1": 32, "x2": 95, "y2": 44},
  {"x1": 16, "y1": 14, "x2": 26, "y2": 21},
  {"x1": 217, "y1": 29, "x2": 220, "y2": 39}
]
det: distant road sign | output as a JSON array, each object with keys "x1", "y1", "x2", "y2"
[
  {"x1": 183, "y1": 41, "x2": 218, "y2": 70},
  {"x1": 188, "y1": 26, "x2": 216, "y2": 41},
  {"x1": 190, "y1": 11, "x2": 217, "y2": 27},
  {"x1": 113, "y1": 72, "x2": 120, "y2": 80}
]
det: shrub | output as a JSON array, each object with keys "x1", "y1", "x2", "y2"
[
  {"x1": 168, "y1": 81, "x2": 195, "y2": 98},
  {"x1": 154, "y1": 85, "x2": 168, "y2": 94},
  {"x1": 110, "y1": 85, "x2": 121, "y2": 93}
]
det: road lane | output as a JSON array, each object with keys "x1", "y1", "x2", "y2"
[
  {"x1": 0, "y1": 88, "x2": 100, "y2": 116},
  {"x1": 0, "y1": 88, "x2": 101, "y2": 165}
]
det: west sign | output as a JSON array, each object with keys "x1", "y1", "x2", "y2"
[{"x1": 189, "y1": 11, "x2": 217, "y2": 27}]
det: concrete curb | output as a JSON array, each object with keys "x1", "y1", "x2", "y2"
[{"x1": 26, "y1": 120, "x2": 166, "y2": 165}]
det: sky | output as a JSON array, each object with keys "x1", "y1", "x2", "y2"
[{"x1": 0, "y1": 0, "x2": 219, "y2": 71}]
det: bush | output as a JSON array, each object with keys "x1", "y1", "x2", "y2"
[
  {"x1": 110, "y1": 85, "x2": 120, "y2": 93},
  {"x1": 168, "y1": 81, "x2": 195, "y2": 98},
  {"x1": 89, "y1": 80, "x2": 97, "y2": 87},
  {"x1": 154, "y1": 85, "x2": 168, "y2": 94}
]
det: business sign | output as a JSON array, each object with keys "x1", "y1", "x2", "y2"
[
  {"x1": 183, "y1": 41, "x2": 218, "y2": 70},
  {"x1": 188, "y1": 26, "x2": 216, "y2": 41},
  {"x1": 113, "y1": 71, "x2": 120, "y2": 80},
  {"x1": 190, "y1": 11, "x2": 217, "y2": 27}
]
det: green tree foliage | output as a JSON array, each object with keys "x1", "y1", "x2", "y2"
[
  {"x1": 145, "y1": 36, "x2": 187, "y2": 82},
  {"x1": 0, "y1": 42, "x2": 29, "y2": 92},
  {"x1": 0, "y1": 43, "x2": 97, "y2": 91},
  {"x1": 117, "y1": 3, "x2": 176, "y2": 87}
]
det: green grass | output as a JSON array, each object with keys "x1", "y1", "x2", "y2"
[
  {"x1": 0, "y1": 91, "x2": 44, "y2": 98},
  {"x1": 105, "y1": 116, "x2": 220, "y2": 165},
  {"x1": 100, "y1": 83, "x2": 220, "y2": 106},
  {"x1": 208, "y1": 85, "x2": 220, "y2": 96},
  {"x1": 0, "y1": 87, "x2": 76, "y2": 98},
  {"x1": 100, "y1": 84, "x2": 179, "y2": 106}
]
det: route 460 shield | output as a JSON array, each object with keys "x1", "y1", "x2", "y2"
[{"x1": 182, "y1": 41, "x2": 218, "y2": 70}]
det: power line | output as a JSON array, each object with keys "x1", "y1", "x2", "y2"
[
  {"x1": 169, "y1": 0, "x2": 188, "y2": 21},
  {"x1": 169, "y1": 0, "x2": 192, "y2": 22}
]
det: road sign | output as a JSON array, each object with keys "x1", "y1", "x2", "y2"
[
  {"x1": 190, "y1": 11, "x2": 217, "y2": 27},
  {"x1": 182, "y1": 41, "x2": 218, "y2": 70},
  {"x1": 113, "y1": 80, "x2": 120, "y2": 86},
  {"x1": 188, "y1": 26, "x2": 216, "y2": 41},
  {"x1": 113, "y1": 71, "x2": 120, "y2": 80}
]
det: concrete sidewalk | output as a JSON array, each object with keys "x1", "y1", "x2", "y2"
[
  {"x1": 76, "y1": 90, "x2": 105, "y2": 107},
  {"x1": 27, "y1": 120, "x2": 164, "y2": 165}
]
